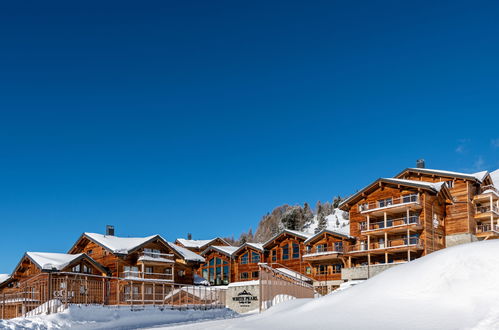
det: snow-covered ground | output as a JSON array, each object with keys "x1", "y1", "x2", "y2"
[
  {"x1": 150, "y1": 240, "x2": 499, "y2": 329},
  {"x1": 0, "y1": 305, "x2": 237, "y2": 330},
  {"x1": 303, "y1": 208, "x2": 350, "y2": 235}
]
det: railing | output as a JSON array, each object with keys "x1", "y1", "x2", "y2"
[
  {"x1": 303, "y1": 246, "x2": 343, "y2": 258},
  {"x1": 0, "y1": 272, "x2": 226, "y2": 320},
  {"x1": 362, "y1": 216, "x2": 420, "y2": 232},
  {"x1": 477, "y1": 224, "x2": 499, "y2": 233},
  {"x1": 139, "y1": 252, "x2": 175, "y2": 261},
  {"x1": 121, "y1": 271, "x2": 174, "y2": 282},
  {"x1": 475, "y1": 204, "x2": 499, "y2": 214},
  {"x1": 479, "y1": 185, "x2": 499, "y2": 195},
  {"x1": 359, "y1": 195, "x2": 420, "y2": 212},
  {"x1": 348, "y1": 238, "x2": 423, "y2": 252}
]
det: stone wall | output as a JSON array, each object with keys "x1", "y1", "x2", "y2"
[{"x1": 341, "y1": 263, "x2": 403, "y2": 280}]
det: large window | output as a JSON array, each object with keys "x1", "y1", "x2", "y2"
[
  {"x1": 201, "y1": 257, "x2": 230, "y2": 285},
  {"x1": 378, "y1": 198, "x2": 393, "y2": 208},
  {"x1": 292, "y1": 243, "x2": 300, "y2": 259},
  {"x1": 402, "y1": 194, "x2": 418, "y2": 203},
  {"x1": 251, "y1": 251, "x2": 260, "y2": 263},
  {"x1": 241, "y1": 253, "x2": 249, "y2": 264},
  {"x1": 282, "y1": 244, "x2": 289, "y2": 260}
]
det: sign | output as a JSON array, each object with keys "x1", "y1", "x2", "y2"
[{"x1": 232, "y1": 290, "x2": 258, "y2": 307}]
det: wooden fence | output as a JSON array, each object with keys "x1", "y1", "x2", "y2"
[{"x1": 1, "y1": 272, "x2": 226, "y2": 319}]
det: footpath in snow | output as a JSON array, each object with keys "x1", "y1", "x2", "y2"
[
  {"x1": 0, "y1": 305, "x2": 237, "y2": 330},
  {"x1": 151, "y1": 240, "x2": 499, "y2": 330}
]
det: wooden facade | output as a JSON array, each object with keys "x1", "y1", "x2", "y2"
[{"x1": 232, "y1": 243, "x2": 264, "y2": 282}]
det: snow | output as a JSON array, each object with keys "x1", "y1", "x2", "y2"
[
  {"x1": 0, "y1": 305, "x2": 236, "y2": 330},
  {"x1": 227, "y1": 280, "x2": 259, "y2": 287},
  {"x1": 244, "y1": 243, "x2": 264, "y2": 251},
  {"x1": 383, "y1": 178, "x2": 446, "y2": 192},
  {"x1": 150, "y1": 240, "x2": 499, "y2": 330},
  {"x1": 490, "y1": 169, "x2": 499, "y2": 188},
  {"x1": 138, "y1": 255, "x2": 174, "y2": 263},
  {"x1": 408, "y1": 167, "x2": 487, "y2": 182},
  {"x1": 303, "y1": 208, "x2": 350, "y2": 236},
  {"x1": 167, "y1": 242, "x2": 206, "y2": 262},
  {"x1": 274, "y1": 268, "x2": 312, "y2": 282},
  {"x1": 194, "y1": 274, "x2": 210, "y2": 286},
  {"x1": 176, "y1": 239, "x2": 214, "y2": 249},
  {"x1": 202, "y1": 245, "x2": 239, "y2": 257},
  {"x1": 85, "y1": 232, "x2": 159, "y2": 254},
  {"x1": 0, "y1": 273, "x2": 10, "y2": 285},
  {"x1": 26, "y1": 252, "x2": 84, "y2": 271}
]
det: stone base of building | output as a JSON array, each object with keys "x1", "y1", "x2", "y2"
[
  {"x1": 341, "y1": 262, "x2": 404, "y2": 281},
  {"x1": 445, "y1": 233, "x2": 478, "y2": 247},
  {"x1": 313, "y1": 280, "x2": 344, "y2": 295}
]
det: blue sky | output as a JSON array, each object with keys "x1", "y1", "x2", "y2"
[{"x1": 1, "y1": 1, "x2": 499, "y2": 273}]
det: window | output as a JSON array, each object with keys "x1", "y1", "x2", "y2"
[
  {"x1": 332, "y1": 264, "x2": 342, "y2": 274},
  {"x1": 378, "y1": 198, "x2": 393, "y2": 208},
  {"x1": 282, "y1": 245, "x2": 289, "y2": 260},
  {"x1": 359, "y1": 221, "x2": 367, "y2": 231},
  {"x1": 72, "y1": 264, "x2": 81, "y2": 273},
  {"x1": 201, "y1": 257, "x2": 230, "y2": 285},
  {"x1": 145, "y1": 267, "x2": 153, "y2": 274},
  {"x1": 145, "y1": 286, "x2": 153, "y2": 294},
  {"x1": 164, "y1": 267, "x2": 172, "y2": 275},
  {"x1": 83, "y1": 265, "x2": 91, "y2": 274},
  {"x1": 124, "y1": 266, "x2": 139, "y2": 278},
  {"x1": 306, "y1": 267, "x2": 311, "y2": 274},
  {"x1": 334, "y1": 242, "x2": 343, "y2": 252},
  {"x1": 144, "y1": 248, "x2": 161, "y2": 258},
  {"x1": 358, "y1": 203, "x2": 368, "y2": 211},
  {"x1": 292, "y1": 243, "x2": 300, "y2": 259},
  {"x1": 271, "y1": 250, "x2": 277, "y2": 262},
  {"x1": 87, "y1": 250, "x2": 93, "y2": 255},
  {"x1": 240, "y1": 272, "x2": 249, "y2": 280},
  {"x1": 251, "y1": 251, "x2": 260, "y2": 263},
  {"x1": 306, "y1": 245, "x2": 311, "y2": 253},
  {"x1": 251, "y1": 271, "x2": 259, "y2": 278},
  {"x1": 316, "y1": 244, "x2": 326, "y2": 253},
  {"x1": 402, "y1": 194, "x2": 418, "y2": 203},
  {"x1": 445, "y1": 180, "x2": 454, "y2": 188},
  {"x1": 241, "y1": 253, "x2": 249, "y2": 264},
  {"x1": 316, "y1": 265, "x2": 328, "y2": 275}
]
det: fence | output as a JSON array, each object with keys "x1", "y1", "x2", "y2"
[
  {"x1": 258, "y1": 263, "x2": 315, "y2": 312},
  {"x1": 0, "y1": 272, "x2": 226, "y2": 320}
]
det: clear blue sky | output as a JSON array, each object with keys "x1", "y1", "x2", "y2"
[{"x1": 1, "y1": 1, "x2": 499, "y2": 273}]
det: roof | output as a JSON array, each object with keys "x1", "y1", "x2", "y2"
[
  {"x1": 490, "y1": 169, "x2": 499, "y2": 187},
  {"x1": 0, "y1": 274, "x2": 11, "y2": 286},
  {"x1": 82, "y1": 232, "x2": 160, "y2": 254},
  {"x1": 262, "y1": 229, "x2": 314, "y2": 248},
  {"x1": 166, "y1": 242, "x2": 205, "y2": 263},
  {"x1": 175, "y1": 237, "x2": 229, "y2": 249},
  {"x1": 26, "y1": 252, "x2": 84, "y2": 271},
  {"x1": 200, "y1": 245, "x2": 239, "y2": 257},
  {"x1": 233, "y1": 242, "x2": 264, "y2": 256},
  {"x1": 396, "y1": 168, "x2": 487, "y2": 182},
  {"x1": 304, "y1": 229, "x2": 352, "y2": 244},
  {"x1": 339, "y1": 177, "x2": 451, "y2": 210}
]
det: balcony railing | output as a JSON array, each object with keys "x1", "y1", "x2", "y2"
[
  {"x1": 476, "y1": 224, "x2": 499, "y2": 233},
  {"x1": 475, "y1": 204, "x2": 499, "y2": 214},
  {"x1": 348, "y1": 238, "x2": 423, "y2": 252},
  {"x1": 138, "y1": 251, "x2": 175, "y2": 263},
  {"x1": 303, "y1": 246, "x2": 343, "y2": 258},
  {"x1": 358, "y1": 195, "x2": 420, "y2": 213},
  {"x1": 121, "y1": 271, "x2": 174, "y2": 281},
  {"x1": 361, "y1": 216, "x2": 420, "y2": 232}
]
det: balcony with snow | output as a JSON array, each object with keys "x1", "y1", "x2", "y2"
[
  {"x1": 357, "y1": 193, "x2": 421, "y2": 216},
  {"x1": 359, "y1": 212, "x2": 423, "y2": 236}
]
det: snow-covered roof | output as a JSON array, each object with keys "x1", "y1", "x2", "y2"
[
  {"x1": 194, "y1": 274, "x2": 209, "y2": 286},
  {"x1": 382, "y1": 178, "x2": 446, "y2": 192},
  {"x1": 0, "y1": 274, "x2": 11, "y2": 285},
  {"x1": 401, "y1": 168, "x2": 487, "y2": 182},
  {"x1": 232, "y1": 242, "x2": 264, "y2": 256},
  {"x1": 490, "y1": 169, "x2": 499, "y2": 187},
  {"x1": 176, "y1": 239, "x2": 213, "y2": 249},
  {"x1": 83, "y1": 232, "x2": 159, "y2": 254},
  {"x1": 304, "y1": 229, "x2": 352, "y2": 244},
  {"x1": 262, "y1": 229, "x2": 315, "y2": 248},
  {"x1": 201, "y1": 245, "x2": 239, "y2": 257},
  {"x1": 167, "y1": 242, "x2": 205, "y2": 263},
  {"x1": 26, "y1": 252, "x2": 84, "y2": 271}
]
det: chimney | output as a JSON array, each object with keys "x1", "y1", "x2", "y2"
[
  {"x1": 106, "y1": 225, "x2": 115, "y2": 236},
  {"x1": 187, "y1": 233, "x2": 192, "y2": 240},
  {"x1": 416, "y1": 159, "x2": 425, "y2": 168}
]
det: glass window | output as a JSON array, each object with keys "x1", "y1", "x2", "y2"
[
  {"x1": 334, "y1": 242, "x2": 343, "y2": 252},
  {"x1": 251, "y1": 251, "x2": 260, "y2": 263},
  {"x1": 292, "y1": 243, "x2": 300, "y2": 259},
  {"x1": 316, "y1": 265, "x2": 327, "y2": 275},
  {"x1": 271, "y1": 250, "x2": 277, "y2": 262},
  {"x1": 402, "y1": 194, "x2": 418, "y2": 203},
  {"x1": 240, "y1": 272, "x2": 249, "y2": 280},
  {"x1": 251, "y1": 271, "x2": 259, "y2": 278},
  {"x1": 241, "y1": 253, "x2": 249, "y2": 264},
  {"x1": 282, "y1": 245, "x2": 289, "y2": 260},
  {"x1": 378, "y1": 198, "x2": 393, "y2": 208},
  {"x1": 72, "y1": 264, "x2": 80, "y2": 273},
  {"x1": 316, "y1": 244, "x2": 326, "y2": 253},
  {"x1": 332, "y1": 264, "x2": 342, "y2": 273}
]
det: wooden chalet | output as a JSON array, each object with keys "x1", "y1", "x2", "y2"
[
  {"x1": 262, "y1": 229, "x2": 313, "y2": 276},
  {"x1": 174, "y1": 237, "x2": 230, "y2": 254},
  {"x1": 232, "y1": 243, "x2": 264, "y2": 282},
  {"x1": 0, "y1": 252, "x2": 107, "y2": 319},
  {"x1": 302, "y1": 230, "x2": 353, "y2": 294},
  {"x1": 199, "y1": 245, "x2": 238, "y2": 285}
]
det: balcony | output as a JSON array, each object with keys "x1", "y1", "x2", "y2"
[
  {"x1": 348, "y1": 238, "x2": 423, "y2": 255},
  {"x1": 476, "y1": 224, "x2": 499, "y2": 238},
  {"x1": 358, "y1": 195, "x2": 421, "y2": 216},
  {"x1": 137, "y1": 252, "x2": 175, "y2": 264},
  {"x1": 360, "y1": 216, "x2": 422, "y2": 235},
  {"x1": 474, "y1": 204, "x2": 499, "y2": 220},
  {"x1": 302, "y1": 246, "x2": 343, "y2": 262},
  {"x1": 121, "y1": 270, "x2": 174, "y2": 282},
  {"x1": 474, "y1": 185, "x2": 499, "y2": 202}
]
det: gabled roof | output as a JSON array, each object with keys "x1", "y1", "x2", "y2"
[
  {"x1": 339, "y1": 177, "x2": 452, "y2": 211},
  {"x1": 175, "y1": 237, "x2": 229, "y2": 249},
  {"x1": 233, "y1": 242, "x2": 264, "y2": 256},
  {"x1": 262, "y1": 229, "x2": 314, "y2": 248},
  {"x1": 0, "y1": 274, "x2": 11, "y2": 286},
  {"x1": 166, "y1": 242, "x2": 205, "y2": 263},
  {"x1": 200, "y1": 245, "x2": 239, "y2": 257},
  {"x1": 304, "y1": 229, "x2": 352, "y2": 244},
  {"x1": 80, "y1": 232, "x2": 160, "y2": 255},
  {"x1": 13, "y1": 252, "x2": 108, "y2": 275},
  {"x1": 395, "y1": 168, "x2": 487, "y2": 183},
  {"x1": 490, "y1": 169, "x2": 499, "y2": 187}
]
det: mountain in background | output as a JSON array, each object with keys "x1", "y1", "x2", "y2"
[{"x1": 226, "y1": 196, "x2": 349, "y2": 245}]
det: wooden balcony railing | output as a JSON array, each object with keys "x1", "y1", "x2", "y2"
[
  {"x1": 348, "y1": 238, "x2": 423, "y2": 252},
  {"x1": 361, "y1": 216, "x2": 420, "y2": 232},
  {"x1": 303, "y1": 246, "x2": 343, "y2": 257},
  {"x1": 475, "y1": 204, "x2": 499, "y2": 214},
  {"x1": 476, "y1": 224, "x2": 499, "y2": 233},
  {"x1": 359, "y1": 195, "x2": 420, "y2": 212},
  {"x1": 121, "y1": 271, "x2": 174, "y2": 281}
]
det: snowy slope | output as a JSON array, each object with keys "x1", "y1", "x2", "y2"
[
  {"x1": 155, "y1": 240, "x2": 499, "y2": 330},
  {"x1": 303, "y1": 208, "x2": 350, "y2": 235}
]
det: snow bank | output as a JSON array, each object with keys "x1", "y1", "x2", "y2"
[
  {"x1": 0, "y1": 305, "x2": 236, "y2": 330},
  {"x1": 162, "y1": 240, "x2": 499, "y2": 330}
]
